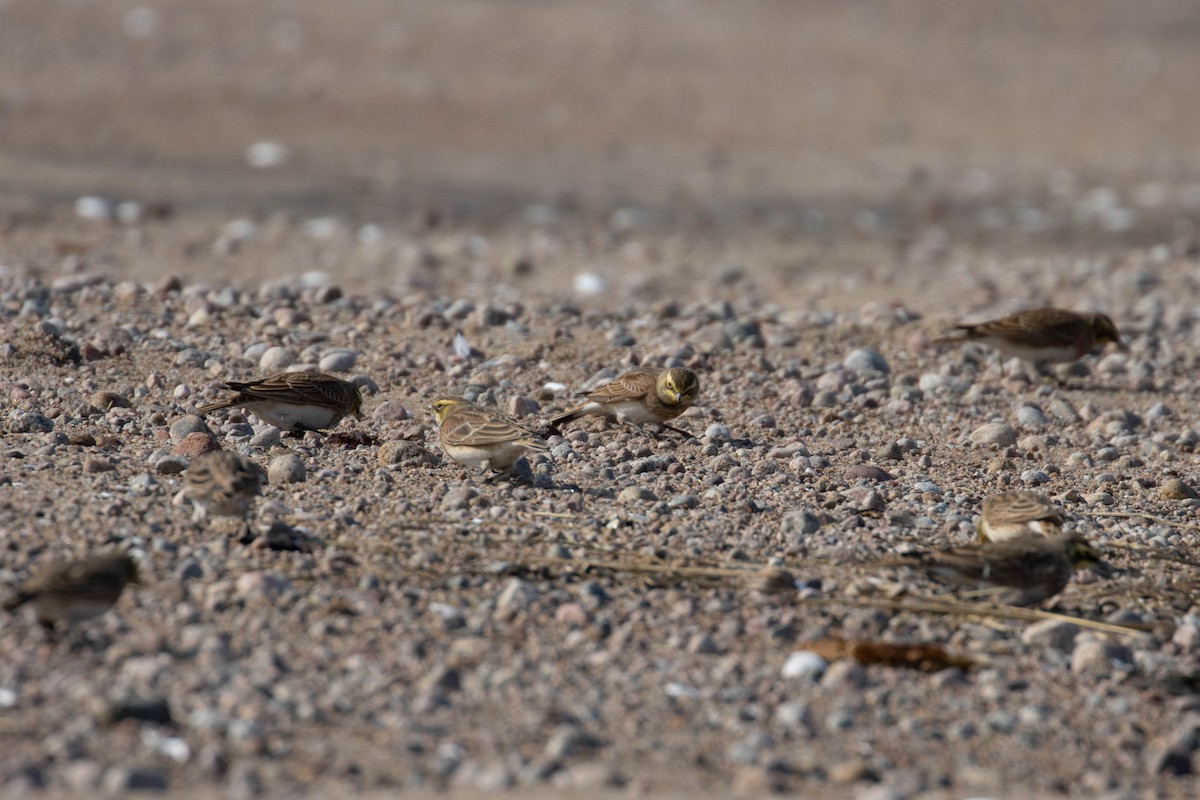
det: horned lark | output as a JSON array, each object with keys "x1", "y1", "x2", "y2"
[
  {"x1": 977, "y1": 490, "x2": 1066, "y2": 543},
  {"x1": 887, "y1": 533, "x2": 1106, "y2": 607},
  {"x1": 196, "y1": 371, "x2": 362, "y2": 432},
  {"x1": 430, "y1": 397, "x2": 548, "y2": 476},
  {"x1": 174, "y1": 450, "x2": 266, "y2": 524},
  {"x1": 549, "y1": 367, "x2": 699, "y2": 436},
  {"x1": 4, "y1": 553, "x2": 140, "y2": 629},
  {"x1": 934, "y1": 308, "x2": 1123, "y2": 373}
]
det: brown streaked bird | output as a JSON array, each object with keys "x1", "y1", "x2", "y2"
[
  {"x1": 174, "y1": 450, "x2": 266, "y2": 524},
  {"x1": 549, "y1": 367, "x2": 699, "y2": 436},
  {"x1": 196, "y1": 371, "x2": 362, "y2": 432},
  {"x1": 977, "y1": 490, "x2": 1066, "y2": 543},
  {"x1": 4, "y1": 553, "x2": 140, "y2": 629},
  {"x1": 430, "y1": 397, "x2": 549, "y2": 477},
  {"x1": 883, "y1": 533, "x2": 1106, "y2": 607},
  {"x1": 933, "y1": 307, "x2": 1123, "y2": 374}
]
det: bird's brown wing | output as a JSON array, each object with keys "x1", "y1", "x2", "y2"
[
  {"x1": 23, "y1": 557, "x2": 125, "y2": 598},
  {"x1": 227, "y1": 373, "x2": 350, "y2": 407},
  {"x1": 984, "y1": 493, "x2": 1064, "y2": 526},
  {"x1": 961, "y1": 309, "x2": 1088, "y2": 348},
  {"x1": 442, "y1": 411, "x2": 543, "y2": 447},
  {"x1": 585, "y1": 368, "x2": 658, "y2": 403}
]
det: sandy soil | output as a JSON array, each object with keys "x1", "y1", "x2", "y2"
[{"x1": 3, "y1": 2, "x2": 1200, "y2": 799}]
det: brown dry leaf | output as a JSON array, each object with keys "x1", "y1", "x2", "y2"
[
  {"x1": 327, "y1": 431, "x2": 379, "y2": 448},
  {"x1": 808, "y1": 637, "x2": 976, "y2": 671}
]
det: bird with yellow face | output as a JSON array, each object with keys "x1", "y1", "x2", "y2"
[
  {"x1": 430, "y1": 397, "x2": 549, "y2": 478},
  {"x1": 550, "y1": 367, "x2": 700, "y2": 436}
]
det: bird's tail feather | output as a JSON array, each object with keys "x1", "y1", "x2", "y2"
[{"x1": 195, "y1": 400, "x2": 233, "y2": 414}]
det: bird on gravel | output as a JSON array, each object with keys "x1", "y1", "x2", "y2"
[
  {"x1": 932, "y1": 307, "x2": 1123, "y2": 377},
  {"x1": 196, "y1": 371, "x2": 362, "y2": 432},
  {"x1": 174, "y1": 450, "x2": 266, "y2": 525},
  {"x1": 882, "y1": 533, "x2": 1107, "y2": 607},
  {"x1": 4, "y1": 553, "x2": 140, "y2": 630},
  {"x1": 430, "y1": 397, "x2": 549, "y2": 478},
  {"x1": 549, "y1": 366, "x2": 699, "y2": 437},
  {"x1": 976, "y1": 490, "x2": 1067, "y2": 543}
]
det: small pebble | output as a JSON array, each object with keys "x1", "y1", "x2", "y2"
[
  {"x1": 373, "y1": 401, "x2": 410, "y2": 422},
  {"x1": 617, "y1": 486, "x2": 656, "y2": 503},
  {"x1": 970, "y1": 422, "x2": 1017, "y2": 447},
  {"x1": 172, "y1": 433, "x2": 220, "y2": 458},
  {"x1": 170, "y1": 415, "x2": 210, "y2": 442},
  {"x1": 781, "y1": 651, "x2": 827, "y2": 681},
  {"x1": 260, "y1": 346, "x2": 295, "y2": 371},
  {"x1": 843, "y1": 347, "x2": 889, "y2": 374},
  {"x1": 1071, "y1": 638, "x2": 1133, "y2": 676},
  {"x1": 319, "y1": 350, "x2": 357, "y2": 373},
  {"x1": 267, "y1": 454, "x2": 306, "y2": 483}
]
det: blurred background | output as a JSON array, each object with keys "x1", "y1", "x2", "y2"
[{"x1": 2, "y1": 0, "x2": 1200, "y2": 290}]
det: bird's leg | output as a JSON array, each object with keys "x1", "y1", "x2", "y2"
[
  {"x1": 1034, "y1": 362, "x2": 1069, "y2": 388},
  {"x1": 658, "y1": 422, "x2": 693, "y2": 438}
]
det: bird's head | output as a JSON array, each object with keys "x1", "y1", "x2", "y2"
[
  {"x1": 657, "y1": 368, "x2": 700, "y2": 407},
  {"x1": 122, "y1": 554, "x2": 143, "y2": 586},
  {"x1": 1064, "y1": 537, "x2": 1109, "y2": 575},
  {"x1": 1090, "y1": 313, "x2": 1125, "y2": 350},
  {"x1": 429, "y1": 397, "x2": 467, "y2": 424}
]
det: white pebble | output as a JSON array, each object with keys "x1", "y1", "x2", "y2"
[
  {"x1": 116, "y1": 201, "x2": 145, "y2": 224},
  {"x1": 75, "y1": 196, "x2": 114, "y2": 222},
  {"x1": 781, "y1": 651, "x2": 827, "y2": 680},
  {"x1": 303, "y1": 218, "x2": 341, "y2": 239},
  {"x1": 173, "y1": 384, "x2": 192, "y2": 399},
  {"x1": 224, "y1": 219, "x2": 258, "y2": 241},
  {"x1": 122, "y1": 6, "x2": 160, "y2": 39},
  {"x1": 664, "y1": 682, "x2": 700, "y2": 699},
  {"x1": 245, "y1": 141, "x2": 290, "y2": 169},
  {"x1": 319, "y1": 350, "x2": 357, "y2": 373},
  {"x1": 970, "y1": 422, "x2": 1017, "y2": 447},
  {"x1": 357, "y1": 224, "x2": 383, "y2": 246},
  {"x1": 260, "y1": 346, "x2": 295, "y2": 371},
  {"x1": 705, "y1": 423, "x2": 730, "y2": 439},
  {"x1": 268, "y1": 454, "x2": 306, "y2": 484},
  {"x1": 573, "y1": 272, "x2": 606, "y2": 296},
  {"x1": 842, "y1": 347, "x2": 889, "y2": 374},
  {"x1": 452, "y1": 331, "x2": 473, "y2": 359},
  {"x1": 300, "y1": 271, "x2": 333, "y2": 288}
]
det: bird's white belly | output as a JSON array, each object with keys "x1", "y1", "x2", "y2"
[
  {"x1": 983, "y1": 339, "x2": 1079, "y2": 365},
  {"x1": 445, "y1": 442, "x2": 527, "y2": 471},
  {"x1": 36, "y1": 597, "x2": 112, "y2": 624},
  {"x1": 249, "y1": 402, "x2": 338, "y2": 431},
  {"x1": 609, "y1": 401, "x2": 660, "y2": 425}
]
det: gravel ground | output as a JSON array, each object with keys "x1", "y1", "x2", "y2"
[
  {"x1": 2, "y1": 208, "x2": 1200, "y2": 800},
  {"x1": 5, "y1": 2, "x2": 1200, "y2": 798}
]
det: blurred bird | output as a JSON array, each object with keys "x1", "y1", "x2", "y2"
[
  {"x1": 883, "y1": 533, "x2": 1107, "y2": 607},
  {"x1": 4, "y1": 553, "x2": 140, "y2": 629},
  {"x1": 196, "y1": 371, "x2": 362, "y2": 432},
  {"x1": 550, "y1": 367, "x2": 699, "y2": 436},
  {"x1": 174, "y1": 450, "x2": 266, "y2": 524},
  {"x1": 430, "y1": 397, "x2": 549, "y2": 477},
  {"x1": 977, "y1": 490, "x2": 1066, "y2": 543},
  {"x1": 933, "y1": 307, "x2": 1123, "y2": 375}
]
